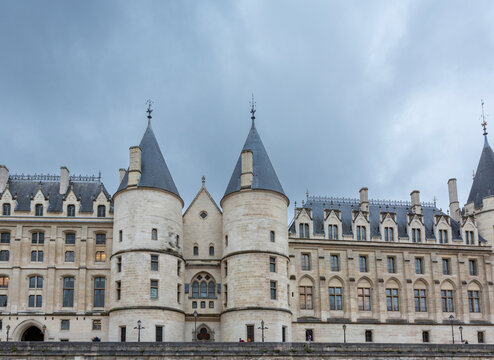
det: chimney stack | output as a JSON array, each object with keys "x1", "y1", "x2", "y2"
[
  {"x1": 410, "y1": 190, "x2": 422, "y2": 215},
  {"x1": 0, "y1": 165, "x2": 9, "y2": 193},
  {"x1": 128, "y1": 146, "x2": 142, "y2": 186},
  {"x1": 240, "y1": 150, "x2": 253, "y2": 189},
  {"x1": 119, "y1": 168, "x2": 126, "y2": 183},
  {"x1": 448, "y1": 178, "x2": 460, "y2": 222},
  {"x1": 359, "y1": 187, "x2": 369, "y2": 212},
  {"x1": 59, "y1": 166, "x2": 70, "y2": 195}
]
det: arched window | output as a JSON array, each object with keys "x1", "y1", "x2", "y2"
[
  {"x1": 414, "y1": 280, "x2": 428, "y2": 312},
  {"x1": 97, "y1": 205, "x2": 106, "y2": 218},
  {"x1": 67, "y1": 205, "x2": 75, "y2": 217},
  {"x1": 2, "y1": 203, "x2": 10, "y2": 216},
  {"x1": 468, "y1": 282, "x2": 481, "y2": 313},
  {"x1": 270, "y1": 231, "x2": 275, "y2": 242},
  {"x1": 193, "y1": 245, "x2": 199, "y2": 256},
  {"x1": 385, "y1": 279, "x2": 400, "y2": 311},
  {"x1": 209, "y1": 246, "x2": 214, "y2": 256},
  {"x1": 357, "y1": 279, "x2": 371, "y2": 311},
  {"x1": 299, "y1": 277, "x2": 314, "y2": 310},
  {"x1": 29, "y1": 275, "x2": 43, "y2": 288},
  {"x1": 200, "y1": 281, "x2": 207, "y2": 298},
  {"x1": 441, "y1": 281, "x2": 455, "y2": 312},
  {"x1": 151, "y1": 228, "x2": 158, "y2": 240},
  {"x1": 192, "y1": 282, "x2": 199, "y2": 298},
  {"x1": 35, "y1": 204, "x2": 43, "y2": 216},
  {"x1": 191, "y1": 273, "x2": 216, "y2": 299},
  {"x1": 328, "y1": 277, "x2": 343, "y2": 310}
]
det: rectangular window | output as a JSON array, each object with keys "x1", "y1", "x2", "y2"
[
  {"x1": 330, "y1": 254, "x2": 340, "y2": 271},
  {"x1": 209, "y1": 246, "x2": 214, "y2": 255},
  {"x1": 299, "y1": 223, "x2": 310, "y2": 238},
  {"x1": 0, "y1": 232, "x2": 10, "y2": 244},
  {"x1": 387, "y1": 256, "x2": 396, "y2": 273},
  {"x1": 119, "y1": 230, "x2": 123, "y2": 242},
  {"x1": 116, "y1": 281, "x2": 121, "y2": 301},
  {"x1": 328, "y1": 224, "x2": 338, "y2": 240},
  {"x1": 270, "y1": 281, "x2": 277, "y2": 300},
  {"x1": 415, "y1": 257, "x2": 424, "y2": 274},
  {"x1": 359, "y1": 255, "x2": 368, "y2": 272},
  {"x1": 200, "y1": 300, "x2": 205, "y2": 308},
  {"x1": 365, "y1": 330, "x2": 373, "y2": 342},
  {"x1": 412, "y1": 228, "x2": 421, "y2": 243},
  {"x1": 282, "y1": 326, "x2": 286, "y2": 342},
  {"x1": 61, "y1": 319, "x2": 70, "y2": 330},
  {"x1": 299, "y1": 286, "x2": 313, "y2": 310},
  {"x1": 441, "y1": 290, "x2": 454, "y2": 312},
  {"x1": 96, "y1": 233, "x2": 106, "y2": 245},
  {"x1": 301, "y1": 253, "x2": 311, "y2": 271},
  {"x1": 305, "y1": 329, "x2": 314, "y2": 341},
  {"x1": 29, "y1": 294, "x2": 42, "y2": 307},
  {"x1": 269, "y1": 257, "x2": 276, "y2": 272},
  {"x1": 358, "y1": 287, "x2": 371, "y2": 311},
  {"x1": 95, "y1": 251, "x2": 106, "y2": 262},
  {"x1": 177, "y1": 260, "x2": 181, "y2": 276},
  {"x1": 97, "y1": 205, "x2": 106, "y2": 218},
  {"x1": 63, "y1": 277, "x2": 74, "y2": 307},
  {"x1": 92, "y1": 319, "x2": 102, "y2": 330},
  {"x1": 465, "y1": 230, "x2": 474, "y2": 245},
  {"x1": 117, "y1": 256, "x2": 122, "y2": 272},
  {"x1": 152, "y1": 228, "x2": 158, "y2": 240},
  {"x1": 209, "y1": 301, "x2": 214, "y2": 308},
  {"x1": 329, "y1": 287, "x2": 342, "y2": 310},
  {"x1": 0, "y1": 250, "x2": 8, "y2": 261},
  {"x1": 442, "y1": 258, "x2": 451, "y2": 275},
  {"x1": 151, "y1": 254, "x2": 159, "y2": 271},
  {"x1": 414, "y1": 289, "x2": 427, "y2": 312},
  {"x1": 224, "y1": 284, "x2": 228, "y2": 306},
  {"x1": 35, "y1": 204, "x2": 43, "y2": 216},
  {"x1": 386, "y1": 288, "x2": 399, "y2": 311},
  {"x1": 177, "y1": 284, "x2": 181, "y2": 303},
  {"x1": 468, "y1": 290, "x2": 481, "y2": 313},
  {"x1": 0, "y1": 295, "x2": 7, "y2": 307},
  {"x1": 224, "y1": 261, "x2": 228, "y2": 276},
  {"x1": 156, "y1": 326, "x2": 163, "y2": 342},
  {"x1": 192, "y1": 301, "x2": 197, "y2": 308},
  {"x1": 478, "y1": 331, "x2": 485, "y2": 344},
  {"x1": 270, "y1": 230, "x2": 275, "y2": 242},
  {"x1": 422, "y1": 330, "x2": 430, "y2": 343},
  {"x1": 246, "y1": 325, "x2": 255, "y2": 342},
  {"x1": 32, "y1": 232, "x2": 44, "y2": 244},
  {"x1": 94, "y1": 277, "x2": 105, "y2": 307},
  {"x1": 0, "y1": 276, "x2": 8, "y2": 288},
  {"x1": 31, "y1": 250, "x2": 43, "y2": 262},
  {"x1": 150, "y1": 280, "x2": 158, "y2": 299},
  {"x1": 384, "y1": 227, "x2": 394, "y2": 242},
  {"x1": 65, "y1": 233, "x2": 76, "y2": 245},
  {"x1": 357, "y1": 225, "x2": 366, "y2": 241},
  {"x1": 2, "y1": 203, "x2": 10, "y2": 216},
  {"x1": 120, "y1": 326, "x2": 126, "y2": 342},
  {"x1": 469, "y1": 259, "x2": 478, "y2": 276},
  {"x1": 439, "y1": 229, "x2": 448, "y2": 244},
  {"x1": 65, "y1": 251, "x2": 75, "y2": 262}
]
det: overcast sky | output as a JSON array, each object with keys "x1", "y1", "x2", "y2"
[{"x1": 1, "y1": 1, "x2": 494, "y2": 216}]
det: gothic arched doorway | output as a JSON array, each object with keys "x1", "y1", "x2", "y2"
[{"x1": 21, "y1": 326, "x2": 44, "y2": 341}]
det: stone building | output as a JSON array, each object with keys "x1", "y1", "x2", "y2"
[{"x1": 0, "y1": 105, "x2": 493, "y2": 344}]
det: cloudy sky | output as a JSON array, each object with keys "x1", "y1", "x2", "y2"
[{"x1": 1, "y1": 1, "x2": 494, "y2": 215}]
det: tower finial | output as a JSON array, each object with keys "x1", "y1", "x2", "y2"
[
  {"x1": 202, "y1": 175, "x2": 205, "y2": 186},
  {"x1": 481, "y1": 99, "x2": 488, "y2": 136},
  {"x1": 250, "y1": 93, "x2": 256, "y2": 124},
  {"x1": 146, "y1": 99, "x2": 154, "y2": 127}
]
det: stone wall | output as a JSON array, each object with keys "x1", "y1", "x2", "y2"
[{"x1": 1, "y1": 342, "x2": 494, "y2": 359}]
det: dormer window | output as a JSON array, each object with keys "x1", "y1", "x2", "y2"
[
  {"x1": 35, "y1": 204, "x2": 43, "y2": 216},
  {"x1": 328, "y1": 225, "x2": 338, "y2": 240},
  {"x1": 356, "y1": 226, "x2": 366, "y2": 241},
  {"x1": 299, "y1": 223, "x2": 309, "y2": 238},
  {"x1": 411, "y1": 228, "x2": 421, "y2": 243},
  {"x1": 384, "y1": 227, "x2": 394, "y2": 242},
  {"x1": 465, "y1": 231, "x2": 474, "y2": 245},
  {"x1": 438, "y1": 229, "x2": 448, "y2": 244},
  {"x1": 97, "y1": 205, "x2": 106, "y2": 218},
  {"x1": 2, "y1": 204, "x2": 10, "y2": 216},
  {"x1": 67, "y1": 205, "x2": 75, "y2": 217}
]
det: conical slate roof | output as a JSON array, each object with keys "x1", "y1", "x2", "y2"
[
  {"x1": 223, "y1": 119, "x2": 285, "y2": 199},
  {"x1": 117, "y1": 122, "x2": 180, "y2": 198},
  {"x1": 468, "y1": 136, "x2": 494, "y2": 208}
]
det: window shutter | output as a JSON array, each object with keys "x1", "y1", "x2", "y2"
[
  {"x1": 217, "y1": 284, "x2": 221, "y2": 293},
  {"x1": 185, "y1": 284, "x2": 189, "y2": 294}
]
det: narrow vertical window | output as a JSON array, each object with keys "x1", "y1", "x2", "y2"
[
  {"x1": 120, "y1": 326, "x2": 126, "y2": 342},
  {"x1": 177, "y1": 260, "x2": 181, "y2": 276},
  {"x1": 97, "y1": 205, "x2": 106, "y2": 218},
  {"x1": 116, "y1": 281, "x2": 121, "y2": 300},
  {"x1": 359, "y1": 255, "x2": 368, "y2": 272},
  {"x1": 67, "y1": 205, "x2": 75, "y2": 217},
  {"x1": 365, "y1": 330, "x2": 373, "y2": 342},
  {"x1": 442, "y1": 258, "x2": 451, "y2": 275},
  {"x1": 422, "y1": 331, "x2": 430, "y2": 343},
  {"x1": 387, "y1": 256, "x2": 396, "y2": 273},
  {"x1": 2, "y1": 203, "x2": 10, "y2": 216},
  {"x1": 177, "y1": 284, "x2": 181, "y2": 303},
  {"x1": 94, "y1": 277, "x2": 105, "y2": 307},
  {"x1": 270, "y1": 281, "x2": 277, "y2": 300},
  {"x1": 330, "y1": 254, "x2": 340, "y2": 271},
  {"x1": 119, "y1": 230, "x2": 123, "y2": 242},
  {"x1": 151, "y1": 254, "x2": 159, "y2": 271},
  {"x1": 209, "y1": 246, "x2": 214, "y2": 256},
  {"x1": 246, "y1": 325, "x2": 254, "y2": 342},
  {"x1": 412, "y1": 228, "x2": 421, "y2": 243},
  {"x1": 270, "y1": 231, "x2": 275, "y2": 242},
  {"x1": 270, "y1": 257, "x2": 276, "y2": 272},
  {"x1": 35, "y1": 204, "x2": 43, "y2": 216},
  {"x1": 193, "y1": 246, "x2": 199, "y2": 256},
  {"x1": 156, "y1": 326, "x2": 163, "y2": 342},
  {"x1": 117, "y1": 256, "x2": 122, "y2": 272},
  {"x1": 301, "y1": 253, "x2": 311, "y2": 271},
  {"x1": 151, "y1": 228, "x2": 158, "y2": 240},
  {"x1": 150, "y1": 280, "x2": 159, "y2": 299},
  {"x1": 415, "y1": 258, "x2": 424, "y2": 274},
  {"x1": 225, "y1": 235, "x2": 228, "y2": 247},
  {"x1": 63, "y1": 277, "x2": 74, "y2": 307},
  {"x1": 469, "y1": 259, "x2": 478, "y2": 275},
  {"x1": 386, "y1": 288, "x2": 399, "y2": 311},
  {"x1": 329, "y1": 287, "x2": 342, "y2": 310}
]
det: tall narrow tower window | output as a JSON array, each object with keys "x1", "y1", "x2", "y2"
[
  {"x1": 152, "y1": 228, "x2": 158, "y2": 240},
  {"x1": 270, "y1": 231, "x2": 275, "y2": 242},
  {"x1": 119, "y1": 230, "x2": 123, "y2": 242},
  {"x1": 209, "y1": 246, "x2": 214, "y2": 256},
  {"x1": 225, "y1": 235, "x2": 228, "y2": 247},
  {"x1": 193, "y1": 245, "x2": 199, "y2": 256}
]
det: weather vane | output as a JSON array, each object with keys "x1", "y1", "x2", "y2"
[
  {"x1": 250, "y1": 93, "x2": 256, "y2": 120},
  {"x1": 481, "y1": 99, "x2": 488, "y2": 136},
  {"x1": 146, "y1": 99, "x2": 154, "y2": 121}
]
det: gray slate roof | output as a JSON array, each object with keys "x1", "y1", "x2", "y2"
[
  {"x1": 6, "y1": 179, "x2": 111, "y2": 213},
  {"x1": 290, "y1": 197, "x2": 463, "y2": 241},
  {"x1": 468, "y1": 136, "x2": 494, "y2": 208},
  {"x1": 117, "y1": 123, "x2": 180, "y2": 198},
  {"x1": 224, "y1": 119, "x2": 285, "y2": 198}
]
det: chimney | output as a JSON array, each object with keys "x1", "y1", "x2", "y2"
[
  {"x1": 59, "y1": 166, "x2": 70, "y2": 194},
  {"x1": 240, "y1": 150, "x2": 253, "y2": 189},
  {"x1": 410, "y1": 190, "x2": 422, "y2": 215},
  {"x1": 448, "y1": 178, "x2": 460, "y2": 222},
  {"x1": 0, "y1": 165, "x2": 9, "y2": 193},
  {"x1": 128, "y1": 146, "x2": 142, "y2": 186},
  {"x1": 119, "y1": 168, "x2": 126, "y2": 183},
  {"x1": 359, "y1": 187, "x2": 369, "y2": 212}
]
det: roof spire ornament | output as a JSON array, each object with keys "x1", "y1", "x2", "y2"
[
  {"x1": 146, "y1": 99, "x2": 154, "y2": 127},
  {"x1": 250, "y1": 93, "x2": 256, "y2": 124},
  {"x1": 481, "y1": 99, "x2": 488, "y2": 136},
  {"x1": 202, "y1": 175, "x2": 206, "y2": 186}
]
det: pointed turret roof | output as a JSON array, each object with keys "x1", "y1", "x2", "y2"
[
  {"x1": 468, "y1": 135, "x2": 494, "y2": 208},
  {"x1": 223, "y1": 118, "x2": 285, "y2": 199},
  {"x1": 117, "y1": 122, "x2": 181, "y2": 199}
]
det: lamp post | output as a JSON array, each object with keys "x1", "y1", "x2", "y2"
[
  {"x1": 6, "y1": 325, "x2": 10, "y2": 342},
  {"x1": 134, "y1": 320, "x2": 144, "y2": 342},
  {"x1": 459, "y1": 326, "x2": 464, "y2": 344},
  {"x1": 342, "y1": 324, "x2": 347, "y2": 343},
  {"x1": 258, "y1": 320, "x2": 268, "y2": 343},
  {"x1": 449, "y1": 315, "x2": 455, "y2": 344},
  {"x1": 193, "y1": 310, "x2": 198, "y2": 342}
]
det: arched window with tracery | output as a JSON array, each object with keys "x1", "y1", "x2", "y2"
[{"x1": 190, "y1": 273, "x2": 216, "y2": 299}]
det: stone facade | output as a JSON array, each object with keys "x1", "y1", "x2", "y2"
[{"x1": 0, "y1": 109, "x2": 494, "y2": 345}]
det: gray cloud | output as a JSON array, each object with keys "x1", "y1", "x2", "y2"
[{"x1": 1, "y1": 0, "x2": 493, "y2": 215}]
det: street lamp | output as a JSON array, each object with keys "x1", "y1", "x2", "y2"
[
  {"x1": 258, "y1": 320, "x2": 268, "y2": 343},
  {"x1": 342, "y1": 324, "x2": 347, "y2": 343},
  {"x1": 42, "y1": 325, "x2": 47, "y2": 340},
  {"x1": 449, "y1": 315, "x2": 455, "y2": 344},
  {"x1": 134, "y1": 320, "x2": 144, "y2": 342},
  {"x1": 6, "y1": 325, "x2": 10, "y2": 342},
  {"x1": 459, "y1": 326, "x2": 464, "y2": 344},
  {"x1": 193, "y1": 310, "x2": 198, "y2": 342}
]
